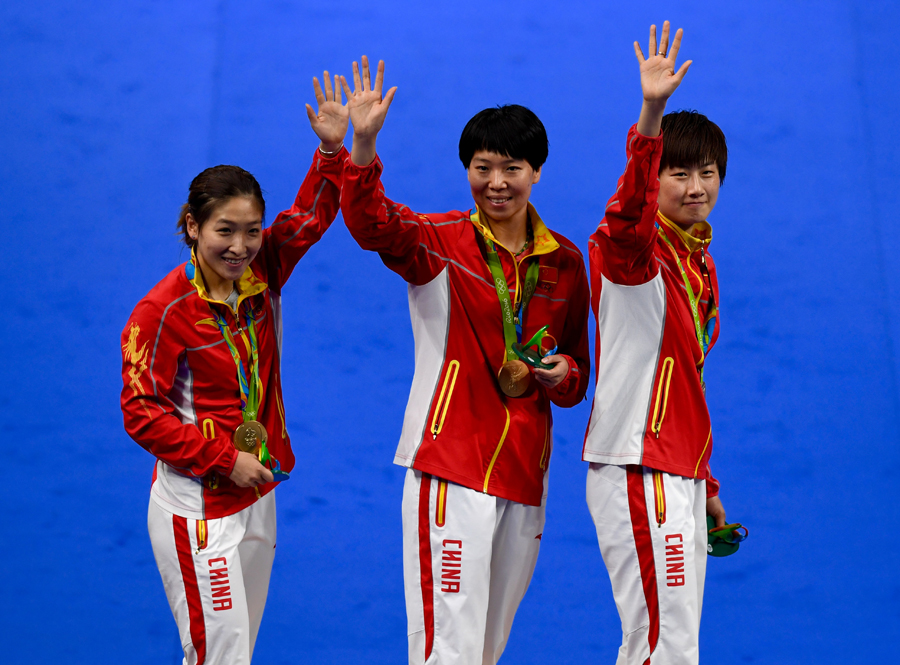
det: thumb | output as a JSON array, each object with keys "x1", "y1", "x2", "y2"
[
  {"x1": 382, "y1": 86, "x2": 398, "y2": 111},
  {"x1": 305, "y1": 103, "x2": 318, "y2": 125}
]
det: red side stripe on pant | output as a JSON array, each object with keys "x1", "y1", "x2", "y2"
[
  {"x1": 173, "y1": 516, "x2": 207, "y2": 665},
  {"x1": 418, "y1": 473, "x2": 435, "y2": 661},
  {"x1": 627, "y1": 465, "x2": 659, "y2": 664}
]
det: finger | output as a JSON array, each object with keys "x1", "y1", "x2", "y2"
[
  {"x1": 261, "y1": 468, "x2": 275, "y2": 483},
  {"x1": 673, "y1": 60, "x2": 692, "y2": 84},
  {"x1": 633, "y1": 41, "x2": 646, "y2": 64},
  {"x1": 335, "y1": 72, "x2": 343, "y2": 103},
  {"x1": 649, "y1": 24, "x2": 657, "y2": 57},
  {"x1": 340, "y1": 75, "x2": 352, "y2": 100},
  {"x1": 362, "y1": 54, "x2": 371, "y2": 91},
  {"x1": 374, "y1": 59, "x2": 385, "y2": 95},
  {"x1": 381, "y1": 86, "x2": 398, "y2": 111},
  {"x1": 352, "y1": 61, "x2": 362, "y2": 92},
  {"x1": 323, "y1": 70, "x2": 333, "y2": 101},
  {"x1": 659, "y1": 20, "x2": 670, "y2": 56},
  {"x1": 305, "y1": 103, "x2": 318, "y2": 125},
  {"x1": 312, "y1": 76, "x2": 325, "y2": 105},
  {"x1": 669, "y1": 28, "x2": 684, "y2": 62}
]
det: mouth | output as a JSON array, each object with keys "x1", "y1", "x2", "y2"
[
  {"x1": 486, "y1": 196, "x2": 512, "y2": 205},
  {"x1": 223, "y1": 257, "x2": 246, "y2": 267}
]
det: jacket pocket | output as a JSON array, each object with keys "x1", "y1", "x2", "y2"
[
  {"x1": 430, "y1": 360, "x2": 460, "y2": 439},
  {"x1": 650, "y1": 357, "x2": 675, "y2": 438}
]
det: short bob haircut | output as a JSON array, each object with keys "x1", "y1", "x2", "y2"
[
  {"x1": 176, "y1": 165, "x2": 266, "y2": 248},
  {"x1": 459, "y1": 104, "x2": 549, "y2": 171},
  {"x1": 660, "y1": 110, "x2": 728, "y2": 184}
]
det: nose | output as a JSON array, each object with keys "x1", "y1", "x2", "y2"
[
  {"x1": 686, "y1": 172, "x2": 704, "y2": 196},
  {"x1": 489, "y1": 169, "x2": 506, "y2": 190},
  {"x1": 230, "y1": 233, "x2": 246, "y2": 256}
]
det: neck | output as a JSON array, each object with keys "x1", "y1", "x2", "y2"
[
  {"x1": 196, "y1": 252, "x2": 234, "y2": 302},
  {"x1": 483, "y1": 207, "x2": 529, "y2": 253}
]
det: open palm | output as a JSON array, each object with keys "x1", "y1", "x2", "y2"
[
  {"x1": 634, "y1": 22, "x2": 691, "y2": 103},
  {"x1": 344, "y1": 56, "x2": 397, "y2": 140},
  {"x1": 305, "y1": 71, "x2": 349, "y2": 149}
]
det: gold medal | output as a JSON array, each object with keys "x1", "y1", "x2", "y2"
[
  {"x1": 233, "y1": 420, "x2": 267, "y2": 454},
  {"x1": 497, "y1": 360, "x2": 531, "y2": 397}
]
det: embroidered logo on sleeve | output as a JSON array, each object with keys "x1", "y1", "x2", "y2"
[{"x1": 123, "y1": 323, "x2": 152, "y2": 417}]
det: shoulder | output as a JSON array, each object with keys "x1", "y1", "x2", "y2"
[
  {"x1": 550, "y1": 230, "x2": 586, "y2": 263},
  {"x1": 125, "y1": 263, "x2": 196, "y2": 330}
]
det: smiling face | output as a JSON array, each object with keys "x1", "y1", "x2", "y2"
[
  {"x1": 187, "y1": 196, "x2": 263, "y2": 293},
  {"x1": 658, "y1": 163, "x2": 721, "y2": 230},
  {"x1": 467, "y1": 150, "x2": 541, "y2": 225}
]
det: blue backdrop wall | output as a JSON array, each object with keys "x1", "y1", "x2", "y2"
[{"x1": 2, "y1": 1, "x2": 898, "y2": 663}]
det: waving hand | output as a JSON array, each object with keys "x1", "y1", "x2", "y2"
[
  {"x1": 345, "y1": 56, "x2": 398, "y2": 166},
  {"x1": 305, "y1": 70, "x2": 349, "y2": 154},
  {"x1": 634, "y1": 21, "x2": 692, "y2": 137}
]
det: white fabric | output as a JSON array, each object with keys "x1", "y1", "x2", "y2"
[
  {"x1": 396, "y1": 268, "x2": 451, "y2": 466},
  {"x1": 402, "y1": 469, "x2": 546, "y2": 665},
  {"x1": 584, "y1": 273, "x2": 666, "y2": 464},
  {"x1": 586, "y1": 464, "x2": 706, "y2": 665},
  {"x1": 148, "y1": 491, "x2": 276, "y2": 665}
]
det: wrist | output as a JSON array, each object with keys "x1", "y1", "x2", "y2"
[{"x1": 319, "y1": 141, "x2": 344, "y2": 155}]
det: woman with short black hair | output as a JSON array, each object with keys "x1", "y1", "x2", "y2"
[{"x1": 339, "y1": 57, "x2": 591, "y2": 664}]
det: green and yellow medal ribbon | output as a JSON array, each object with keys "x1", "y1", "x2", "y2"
[{"x1": 212, "y1": 302, "x2": 263, "y2": 423}]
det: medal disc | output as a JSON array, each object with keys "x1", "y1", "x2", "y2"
[
  {"x1": 497, "y1": 360, "x2": 531, "y2": 397},
  {"x1": 233, "y1": 420, "x2": 267, "y2": 453}
]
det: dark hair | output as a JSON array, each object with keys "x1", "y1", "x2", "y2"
[
  {"x1": 176, "y1": 165, "x2": 265, "y2": 247},
  {"x1": 459, "y1": 104, "x2": 549, "y2": 170},
  {"x1": 660, "y1": 110, "x2": 727, "y2": 184}
]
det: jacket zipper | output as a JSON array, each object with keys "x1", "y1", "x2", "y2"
[
  {"x1": 483, "y1": 404, "x2": 511, "y2": 493},
  {"x1": 431, "y1": 360, "x2": 460, "y2": 439},
  {"x1": 693, "y1": 429, "x2": 712, "y2": 478},
  {"x1": 539, "y1": 414, "x2": 551, "y2": 470},
  {"x1": 651, "y1": 357, "x2": 675, "y2": 438}
]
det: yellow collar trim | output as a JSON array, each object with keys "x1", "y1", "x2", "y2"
[
  {"x1": 657, "y1": 211, "x2": 712, "y2": 254},
  {"x1": 189, "y1": 249, "x2": 268, "y2": 312},
  {"x1": 470, "y1": 203, "x2": 560, "y2": 258}
]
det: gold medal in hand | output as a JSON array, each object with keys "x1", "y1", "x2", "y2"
[
  {"x1": 497, "y1": 360, "x2": 531, "y2": 397},
  {"x1": 233, "y1": 420, "x2": 267, "y2": 454}
]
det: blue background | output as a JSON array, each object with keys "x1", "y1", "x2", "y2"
[{"x1": 3, "y1": 1, "x2": 898, "y2": 662}]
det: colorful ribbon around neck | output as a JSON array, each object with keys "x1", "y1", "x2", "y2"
[
  {"x1": 656, "y1": 223, "x2": 712, "y2": 386},
  {"x1": 212, "y1": 301, "x2": 263, "y2": 423},
  {"x1": 483, "y1": 233, "x2": 541, "y2": 362}
]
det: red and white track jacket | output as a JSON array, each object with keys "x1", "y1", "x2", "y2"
[
  {"x1": 342, "y1": 156, "x2": 591, "y2": 507},
  {"x1": 583, "y1": 127, "x2": 720, "y2": 497},
  {"x1": 120, "y1": 148, "x2": 345, "y2": 520}
]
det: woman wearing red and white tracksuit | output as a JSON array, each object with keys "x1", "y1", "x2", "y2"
[
  {"x1": 583, "y1": 23, "x2": 730, "y2": 665},
  {"x1": 339, "y1": 58, "x2": 591, "y2": 664},
  {"x1": 119, "y1": 75, "x2": 349, "y2": 665}
]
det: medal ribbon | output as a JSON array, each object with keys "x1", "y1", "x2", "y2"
[
  {"x1": 212, "y1": 302, "x2": 263, "y2": 422},
  {"x1": 484, "y1": 236, "x2": 541, "y2": 361},
  {"x1": 656, "y1": 223, "x2": 711, "y2": 384}
]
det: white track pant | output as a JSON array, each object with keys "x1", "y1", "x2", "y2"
[
  {"x1": 402, "y1": 469, "x2": 546, "y2": 665},
  {"x1": 147, "y1": 492, "x2": 276, "y2": 665},
  {"x1": 587, "y1": 464, "x2": 707, "y2": 665}
]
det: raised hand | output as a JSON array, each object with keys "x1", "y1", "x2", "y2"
[
  {"x1": 634, "y1": 21, "x2": 691, "y2": 137},
  {"x1": 345, "y1": 56, "x2": 398, "y2": 166},
  {"x1": 305, "y1": 70, "x2": 349, "y2": 154},
  {"x1": 634, "y1": 22, "x2": 691, "y2": 103}
]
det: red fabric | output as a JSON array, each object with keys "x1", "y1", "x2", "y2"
[
  {"x1": 174, "y1": 515, "x2": 207, "y2": 664},
  {"x1": 341, "y1": 156, "x2": 591, "y2": 507},
  {"x1": 418, "y1": 473, "x2": 435, "y2": 661},
  {"x1": 627, "y1": 465, "x2": 659, "y2": 663},
  {"x1": 121, "y1": 148, "x2": 345, "y2": 518},
  {"x1": 590, "y1": 127, "x2": 720, "y2": 497}
]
